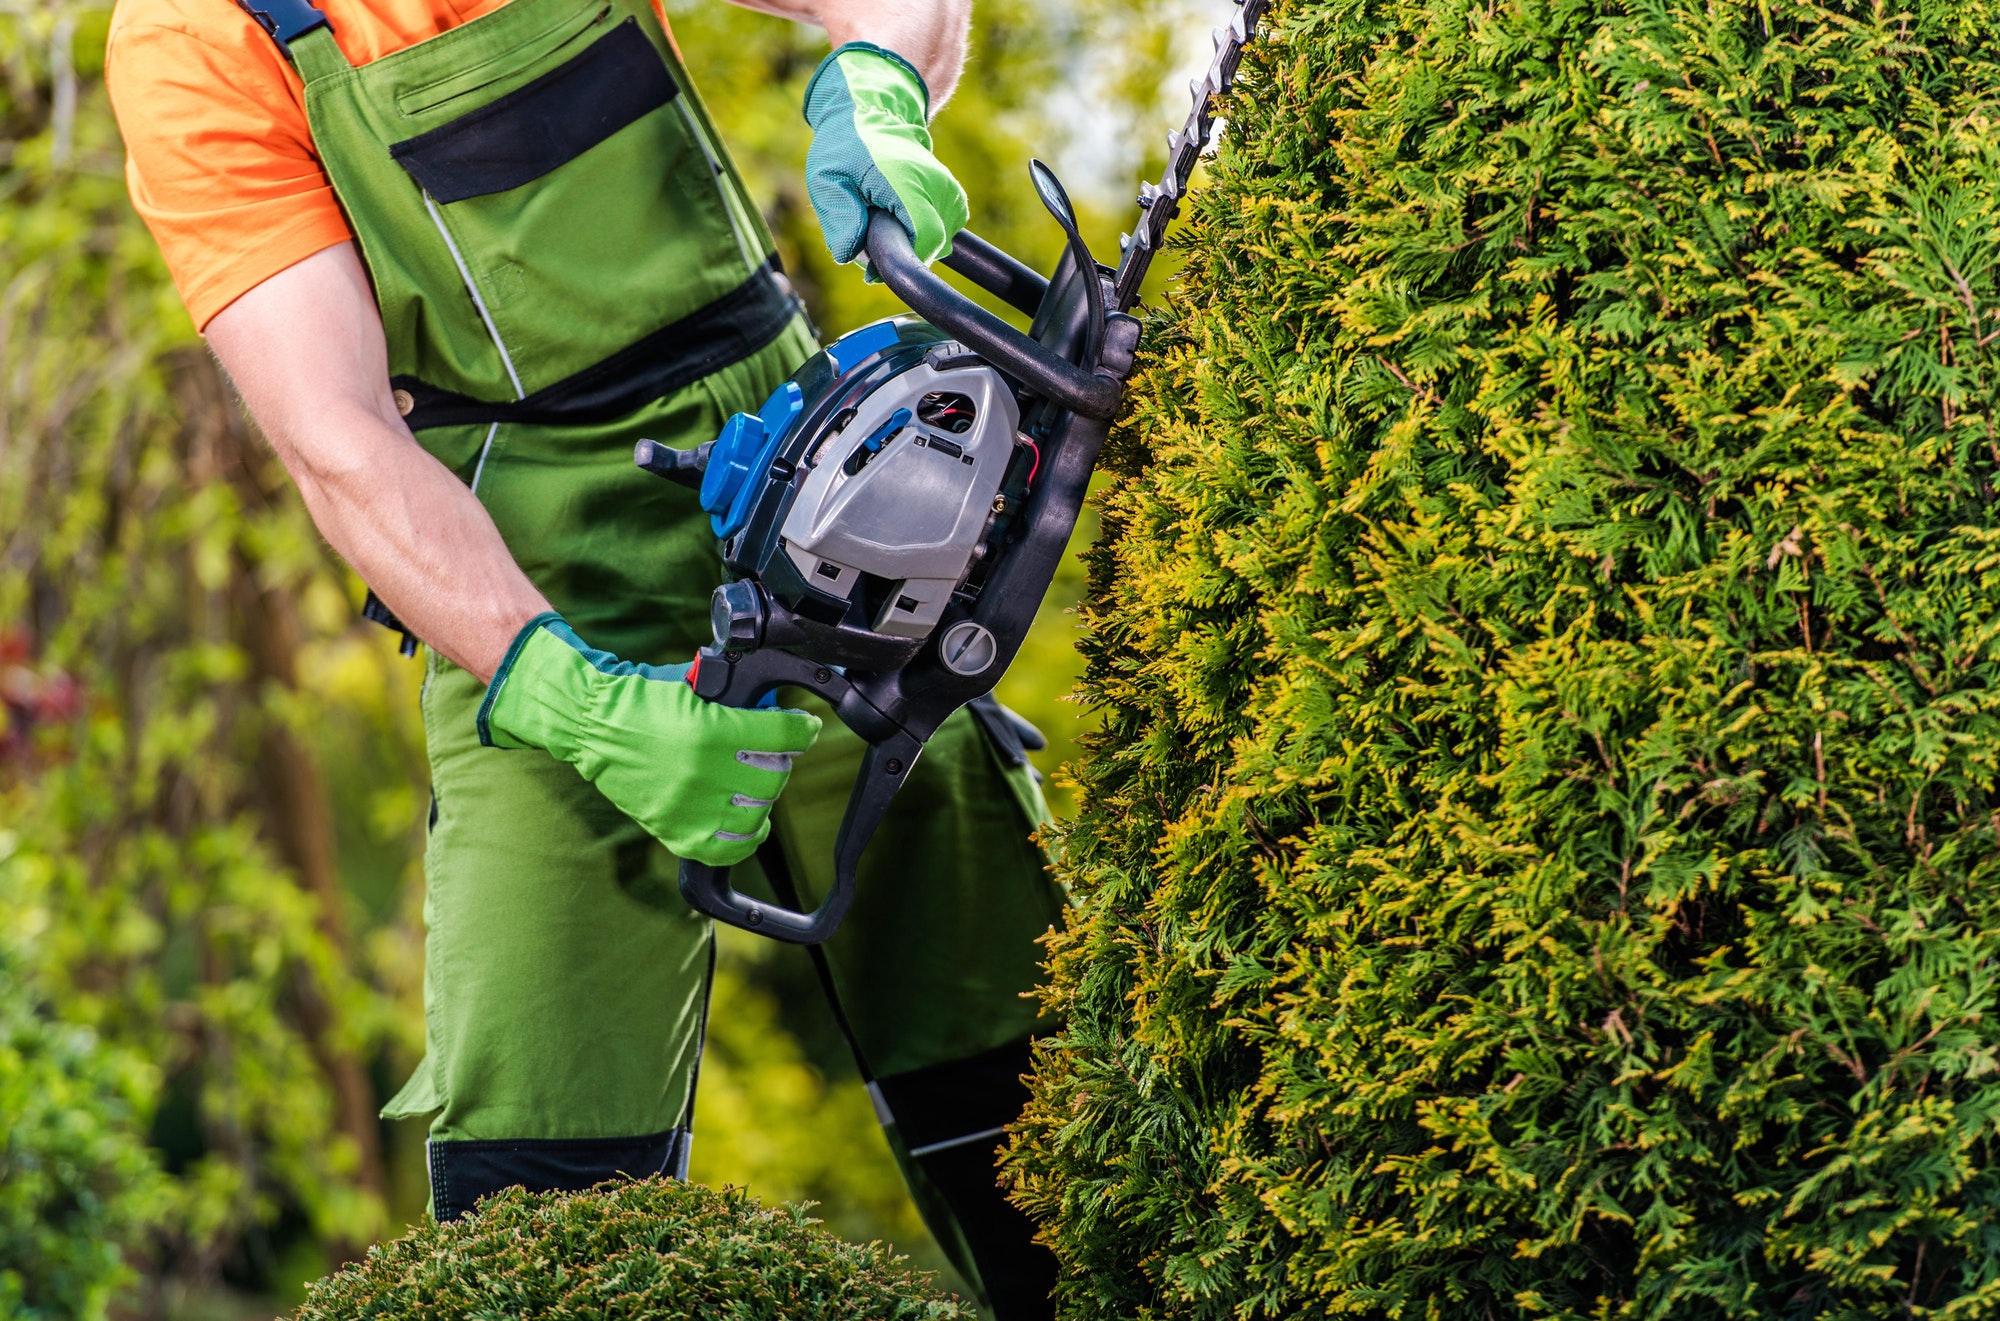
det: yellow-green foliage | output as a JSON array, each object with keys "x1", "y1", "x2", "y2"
[
  {"x1": 1009, "y1": 0, "x2": 2000, "y2": 1316},
  {"x1": 294, "y1": 1179, "x2": 972, "y2": 1320}
]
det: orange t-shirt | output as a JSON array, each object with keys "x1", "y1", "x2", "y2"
[{"x1": 106, "y1": 0, "x2": 676, "y2": 330}]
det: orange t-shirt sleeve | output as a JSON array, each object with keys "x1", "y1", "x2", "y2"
[{"x1": 107, "y1": 7, "x2": 354, "y2": 331}]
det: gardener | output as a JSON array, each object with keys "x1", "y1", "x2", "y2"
[{"x1": 104, "y1": 0, "x2": 1061, "y2": 1314}]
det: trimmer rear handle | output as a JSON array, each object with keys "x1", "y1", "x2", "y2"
[{"x1": 675, "y1": 646, "x2": 916, "y2": 945}]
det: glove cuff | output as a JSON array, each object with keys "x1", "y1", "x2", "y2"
[
  {"x1": 804, "y1": 41, "x2": 931, "y2": 126},
  {"x1": 477, "y1": 611, "x2": 570, "y2": 750}
]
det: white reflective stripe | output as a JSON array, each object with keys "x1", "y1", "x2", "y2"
[
  {"x1": 866, "y1": 1081, "x2": 894, "y2": 1127},
  {"x1": 674, "y1": 98, "x2": 762, "y2": 280},
  {"x1": 736, "y1": 749, "x2": 794, "y2": 773},
  {"x1": 906, "y1": 1125, "x2": 1007, "y2": 1159},
  {"x1": 421, "y1": 190, "x2": 526, "y2": 401},
  {"x1": 468, "y1": 422, "x2": 501, "y2": 494},
  {"x1": 730, "y1": 792, "x2": 774, "y2": 809}
]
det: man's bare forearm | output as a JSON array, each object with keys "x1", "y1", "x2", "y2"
[
  {"x1": 268, "y1": 400, "x2": 549, "y2": 682},
  {"x1": 205, "y1": 244, "x2": 550, "y2": 683},
  {"x1": 724, "y1": 0, "x2": 971, "y2": 107}
]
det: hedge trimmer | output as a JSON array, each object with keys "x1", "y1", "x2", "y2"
[{"x1": 636, "y1": 0, "x2": 1271, "y2": 943}]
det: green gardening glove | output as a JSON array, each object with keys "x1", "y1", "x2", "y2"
[
  {"x1": 802, "y1": 42, "x2": 969, "y2": 267},
  {"x1": 478, "y1": 613, "x2": 821, "y2": 867}
]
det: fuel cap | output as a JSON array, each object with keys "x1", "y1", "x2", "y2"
[{"x1": 938, "y1": 620, "x2": 998, "y2": 676}]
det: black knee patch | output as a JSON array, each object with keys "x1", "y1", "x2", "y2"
[
  {"x1": 874, "y1": 1038, "x2": 1056, "y2": 1321},
  {"x1": 429, "y1": 1126, "x2": 690, "y2": 1222}
]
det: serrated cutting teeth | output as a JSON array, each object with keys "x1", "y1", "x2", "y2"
[{"x1": 1110, "y1": 0, "x2": 1268, "y2": 312}]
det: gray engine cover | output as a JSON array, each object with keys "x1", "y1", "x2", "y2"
[{"x1": 781, "y1": 361, "x2": 1019, "y2": 640}]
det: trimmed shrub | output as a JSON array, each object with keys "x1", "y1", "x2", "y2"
[
  {"x1": 1008, "y1": 0, "x2": 2000, "y2": 1317},
  {"x1": 293, "y1": 1179, "x2": 971, "y2": 1319}
]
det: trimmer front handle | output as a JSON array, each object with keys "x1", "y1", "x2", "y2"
[{"x1": 864, "y1": 212, "x2": 1121, "y2": 420}]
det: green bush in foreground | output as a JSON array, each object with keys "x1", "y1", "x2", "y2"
[
  {"x1": 1010, "y1": 0, "x2": 2000, "y2": 1317},
  {"x1": 293, "y1": 1179, "x2": 971, "y2": 1320}
]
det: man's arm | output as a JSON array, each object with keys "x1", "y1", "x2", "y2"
[
  {"x1": 207, "y1": 243, "x2": 819, "y2": 863},
  {"x1": 204, "y1": 242, "x2": 550, "y2": 683},
  {"x1": 724, "y1": 0, "x2": 971, "y2": 109}
]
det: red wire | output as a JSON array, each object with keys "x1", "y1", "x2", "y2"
[{"x1": 1023, "y1": 436, "x2": 1041, "y2": 488}]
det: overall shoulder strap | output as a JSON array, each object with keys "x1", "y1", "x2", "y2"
[{"x1": 231, "y1": 0, "x2": 347, "y2": 79}]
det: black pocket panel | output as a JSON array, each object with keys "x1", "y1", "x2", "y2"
[{"x1": 391, "y1": 19, "x2": 678, "y2": 204}]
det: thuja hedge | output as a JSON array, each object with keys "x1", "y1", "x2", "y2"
[
  {"x1": 1008, "y1": 0, "x2": 2000, "y2": 1316},
  {"x1": 293, "y1": 1179, "x2": 969, "y2": 1319}
]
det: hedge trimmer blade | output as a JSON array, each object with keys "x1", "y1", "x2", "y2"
[{"x1": 1111, "y1": 0, "x2": 1271, "y2": 312}]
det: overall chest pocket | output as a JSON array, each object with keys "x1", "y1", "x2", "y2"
[
  {"x1": 390, "y1": 18, "x2": 754, "y2": 394},
  {"x1": 392, "y1": 0, "x2": 607, "y2": 118}
]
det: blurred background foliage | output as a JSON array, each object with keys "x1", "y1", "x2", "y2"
[{"x1": 0, "y1": 0, "x2": 1204, "y2": 1314}]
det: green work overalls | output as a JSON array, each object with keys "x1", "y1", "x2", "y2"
[{"x1": 235, "y1": 0, "x2": 1063, "y2": 1310}]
